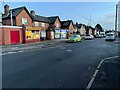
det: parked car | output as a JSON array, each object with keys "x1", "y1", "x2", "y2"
[
  {"x1": 68, "y1": 34, "x2": 81, "y2": 42},
  {"x1": 85, "y1": 35, "x2": 94, "y2": 40},
  {"x1": 105, "y1": 33, "x2": 116, "y2": 41}
]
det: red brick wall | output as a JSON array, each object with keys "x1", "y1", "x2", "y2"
[
  {"x1": 0, "y1": 28, "x2": 3, "y2": 45},
  {"x1": 32, "y1": 21, "x2": 50, "y2": 30},
  {"x1": 69, "y1": 23, "x2": 74, "y2": 33},
  {"x1": 16, "y1": 9, "x2": 33, "y2": 26},
  {"x1": 39, "y1": 22, "x2": 49, "y2": 30},
  {"x1": 50, "y1": 18, "x2": 61, "y2": 30},
  {"x1": 0, "y1": 27, "x2": 22, "y2": 45},
  {"x1": 54, "y1": 18, "x2": 61, "y2": 29}
]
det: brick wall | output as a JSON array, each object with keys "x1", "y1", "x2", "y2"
[
  {"x1": 69, "y1": 23, "x2": 74, "y2": 33},
  {"x1": 16, "y1": 9, "x2": 33, "y2": 26},
  {"x1": 0, "y1": 26, "x2": 22, "y2": 45}
]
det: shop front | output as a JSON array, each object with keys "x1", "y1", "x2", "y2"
[
  {"x1": 24, "y1": 27, "x2": 41, "y2": 43},
  {"x1": 54, "y1": 29, "x2": 69, "y2": 39}
]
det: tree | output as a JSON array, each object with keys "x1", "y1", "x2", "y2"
[{"x1": 95, "y1": 24, "x2": 103, "y2": 32}]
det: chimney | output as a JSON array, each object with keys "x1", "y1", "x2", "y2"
[
  {"x1": 76, "y1": 22, "x2": 78, "y2": 26},
  {"x1": 4, "y1": 4, "x2": 9, "y2": 16},
  {"x1": 30, "y1": 10, "x2": 35, "y2": 16}
]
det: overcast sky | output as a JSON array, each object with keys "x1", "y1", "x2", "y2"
[{"x1": 1, "y1": 2, "x2": 118, "y2": 30}]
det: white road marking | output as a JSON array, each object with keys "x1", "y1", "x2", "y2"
[
  {"x1": 17, "y1": 51, "x2": 23, "y2": 52},
  {"x1": 11, "y1": 47, "x2": 19, "y2": 49},
  {"x1": 66, "y1": 49, "x2": 72, "y2": 52},
  {"x1": 86, "y1": 55, "x2": 119, "y2": 90},
  {"x1": 7, "y1": 52, "x2": 16, "y2": 54}
]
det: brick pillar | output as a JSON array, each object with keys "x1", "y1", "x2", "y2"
[{"x1": 22, "y1": 24, "x2": 26, "y2": 44}]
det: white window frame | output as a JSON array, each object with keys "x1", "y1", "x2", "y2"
[
  {"x1": 22, "y1": 18, "x2": 28, "y2": 25},
  {"x1": 34, "y1": 22, "x2": 39, "y2": 26},
  {"x1": 41, "y1": 22, "x2": 45, "y2": 27}
]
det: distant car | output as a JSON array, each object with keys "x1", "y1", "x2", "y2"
[
  {"x1": 105, "y1": 33, "x2": 116, "y2": 41},
  {"x1": 68, "y1": 34, "x2": 81, "y2": 42},
  {"x1": 85, "y1": 35, "x2": 94, "y2": 40}
]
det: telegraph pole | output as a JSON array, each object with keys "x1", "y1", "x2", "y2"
[{"x1": 115, "y1": 4, "x2": 118, "y2": 37}]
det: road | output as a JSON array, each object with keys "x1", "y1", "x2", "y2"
[{"x1": 2, "y1": 38, "x2": 118, "y2": 88}]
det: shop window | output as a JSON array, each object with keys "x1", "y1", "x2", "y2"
[
  {"x1": 22, "y1": 18, "x2": 28, "y2": 25},
  {"x1": 35, "y1": 22, "x2": 39, "y2": 26},
  {"x1": 41, "y1": 23, "x2": 45, "y2": 27}
]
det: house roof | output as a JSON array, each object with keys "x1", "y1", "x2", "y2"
[
  {"x1": 30, "y1": 14, "x2": 50, "y2": 23},
  {"x1": 2, "y1": 6, "x2": 30, "y2": 19},
  {"x1": 48, "y1": 16, "x2": 60, "y2": 24},
  {"x1": 75, "y1": 23, "x2": 86, "y2": 28},
  {"x1": 2, "y1": 6, "x2": 50, "y2": 23},
  {"x1": 61, "y1": 20, "x2": 73, "y2": 28}
]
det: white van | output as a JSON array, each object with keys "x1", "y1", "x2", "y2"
[{"x1": 105, "y1": 33, "x2": 116, "y2": 41}]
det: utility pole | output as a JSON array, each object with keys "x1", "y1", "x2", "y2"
[
  {"x1": 115, "y1": 4, "x2": 118, "y2": 37},
  {"x1": 10, "y1": 11, "x2": 13, "y2": 26},
  {"x1": 90, "y1": 15, "x2": 91, "y2": 26}
]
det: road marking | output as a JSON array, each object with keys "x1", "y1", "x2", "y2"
[
  {"x1": 11, "y1": 47, "x2": 19, "y2": 49},
  {"x1": 7, "y1": 52, "x2": 16, "y2": 54},
  {"x1": 17, "y1": 51, "x2": 23, "y2": 52},
  {"x1": 66, "y1": 49, "x2": 72, "y2": 52},
  {"x1": 86, "y1": 55, "x2": 119, "y2": 90}
]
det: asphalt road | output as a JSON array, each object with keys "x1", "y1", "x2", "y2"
[{"x1": 2, "y1": 38, "x2": 118, "y2": 88}]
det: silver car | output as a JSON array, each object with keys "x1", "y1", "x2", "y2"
[{"x1": 105, "y1": 33, "x2": 116, "y2": 41}]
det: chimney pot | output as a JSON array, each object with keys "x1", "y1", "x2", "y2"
[
  {"x1": 4, "y1": 4, "x2": 9, "y2": 16},
  {"x1": 30, "y1": 10, "x2": 35, "y2": 16}
]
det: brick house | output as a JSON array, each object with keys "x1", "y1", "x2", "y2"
[
  {"x1": 30, "y1": 10, "x2": 50, "y2": 41},
  {"x1": 85, "y1": 26, "x2": 94, "y2": 35},
  {"x1": 75, "y1": 22, "x2": 86, "y2": 37},
  {"x1": 61, "y1": 20, "x2": 74, "y2": 38},
  {"x1": 2, "y1": 5, "x2": 33, "y2": 26},
  {"x1": 2, "y1": 5, "x2": 50, "y2": 43},
  {"x1": 48, "y1": 16, "x2": 61, "y2": 39}
]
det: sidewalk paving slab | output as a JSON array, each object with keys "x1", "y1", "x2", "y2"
[{"x1": 91, "y1": 57, "x2": 120, "y2": 89}]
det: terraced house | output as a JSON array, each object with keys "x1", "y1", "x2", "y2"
[
  {"x1": 30, "y1": 10, "x2": 50, "y2": 41},
  {"x1": 61, "y1": 20, "x2": 74, "y2": 38},
  {"x1": 48, "y1": 16, "x2": 61, "y2": 39}
]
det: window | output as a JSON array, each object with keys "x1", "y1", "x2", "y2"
[
  {"x1": 34, "y1": 22, "x2": 39, "y2": 26},
  {"x1": 22, "y1": 18, "x2": 28, "y2": 25},
  {"x1": 56, "y1": 23, "x2": 59, "y2": 27},
  {"x1": 41, "y1": 23, "x2": 45, "y2": 27}
]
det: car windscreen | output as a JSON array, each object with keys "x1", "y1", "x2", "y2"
[{"x1": 106, "y1": 34, "x2": 113, "y2": 36}]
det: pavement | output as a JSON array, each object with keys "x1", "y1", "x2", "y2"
[
  {"x1": 2, "y1": 38, "x2": 119, "y2": 89},
  {"x1": 0, "y1": 39, "x2": 69, "y2": 54},
  {"x1": 91, "y1": 57, "x2": 120, "y2": 89},
  {"x1": 113, "y1": 37, "x2": 120, "y2": 44}
]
